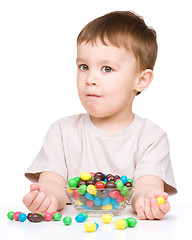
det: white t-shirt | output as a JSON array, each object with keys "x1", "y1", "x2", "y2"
[{"x1": 25, "y1": 113, "x2": 177, "y2": 195}]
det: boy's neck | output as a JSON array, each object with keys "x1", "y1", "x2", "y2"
[{"x1": 89, "y1": 112, "x2": 135, "y2": 131}]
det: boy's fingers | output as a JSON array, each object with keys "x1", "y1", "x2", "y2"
[
  {"x1": 23, "y1": 191, "x2": 38, "y2": 206},
  {"x1": 29, "y1": 192, "x2": 47, "y2": 211},
  {"x1": 30, "y1": 183, "x2": 41, "y2": 192},
  {"x1": 136, "y1": 204, "x2": 147, "y2": 220},
  {"x1": 159, "y1": 202, "x2": 170, "y2": 214},
  {"x1": 144, "y1": 198, "x2": 155, "y2": 220},
  {"x1": 151, "y1": 198, "x2": 164, "y2": 219}
]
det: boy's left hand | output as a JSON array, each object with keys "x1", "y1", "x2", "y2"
[{"x1": 135, "y1": 192, "x2": 170, "y2": 220}]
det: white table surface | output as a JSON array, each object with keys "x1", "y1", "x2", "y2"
[{"x1": 1, "y1": 204, "x2": 192, "y2": 240}]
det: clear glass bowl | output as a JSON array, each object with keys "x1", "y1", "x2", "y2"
[{"x1": 64, "y1": 186, "x2": 134, "y2": 216}]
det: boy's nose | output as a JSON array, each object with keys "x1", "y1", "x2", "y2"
[{"x1": 85, "y1": 71, "x2": 98, "y2": 86}]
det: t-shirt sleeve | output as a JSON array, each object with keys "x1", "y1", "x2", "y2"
[
  {"x1": 134, "y1": 131, "x2": 177, "y2": 195},
  {"x1": 25, "y1": 122, "x2": 68, "y2": 182}
]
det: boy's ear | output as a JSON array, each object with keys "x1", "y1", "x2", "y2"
[{"x1": 134, "y1": 69, "x2": 154, "y2": 93}]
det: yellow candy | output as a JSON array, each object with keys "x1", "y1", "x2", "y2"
[
  {"x1": 76, "y1": 199, "x2": 84, "y2": 205},
  {"x1": 80, "y1": 172, "x2": 92, "y2": 181},
  {"x1": 67, "y1": 186, "x2": 74, "y2": 194},
  {"x1": 84, "y1": 222, "x2": 96, "y2": 232},
  {"x1": 101, "y1": 214, "x2": 112, "y2": 223},
  {"x1": 157, "y1": 196, "x2": 165, "y2": 206},
  {"x1": 87, "y1": 185, "x2": 97, "y2": 195},
  {"x1": 101, "y1": 204, "x2": 113, "y2": 210},
  {"x1": 115, "y1": 219, "x2": 127, "y2": 230}
]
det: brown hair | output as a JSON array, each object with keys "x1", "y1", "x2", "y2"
[{"x1": 77, "y1": 11, "x2": 158, "y2": 72}]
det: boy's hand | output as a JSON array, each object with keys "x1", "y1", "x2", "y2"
[
  {"x1": 135, "y1": 191, "x2": 170, "y2": 220},
  {"x1": 23, "y1": 183, "x2": 58, "y2": 213}
]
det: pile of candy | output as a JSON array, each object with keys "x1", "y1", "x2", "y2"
[
  {"x1": 7, "y1": 211, "x2": 137, "y2": 233},
  {"x1": 7, "y1": 211, "x2": 62, "y2": 222},
  {"x1": 66, "y1": 172, "x2": 133, "y2": 210}
]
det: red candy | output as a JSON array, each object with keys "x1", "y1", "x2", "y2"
[
  {"x1": 95, "y1": 182, "x2": 105, "y2": 189},
  {"x1": 44, "y1": 212, "x2": 53, "y2": 221},
  {"x1": 13, "y1": 212, "x2": 22, "y2": 221},
  {"x1": 86, "y1": 200, "x2": 94, "y2": 208},
  {"x1": 109, "y1": 189, "x2": 120, "y2": 198},
  {"x1": 72, "y1": 189, "x2": 79, "y2": 199}
]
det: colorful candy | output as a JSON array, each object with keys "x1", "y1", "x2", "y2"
[
  {"x1": 157, "y1": 196, "x2": 165, "y2": 206},
  {"x1": 66, "y1": 172, "x2": 133, "y2": 211},
  {"x1": 127, "y1": 217, "x2": 137, "y2": 228},
  {"x1": 101, "y1": 214, "x2": 112, "y2": 223},
  {"x1": 115, "y1": 219, "x2": 127, "y2": 230},
  {"x1": 75, "y1": 213, "x2": 86, "y2": 223},
  {"x1": 7, "y1": 211, "x2": 14, "y2": 220},
  {"x1": 18, "y1": 213, "x2": 27, "y2": 222},
  {"x1": 84, "y1": 222, "x2": 98, "y2": 232},
  {"x1": 53, "y1": 212, "x2": 62, "y2": 221},
  {"x1": 63, "y1": 216, "x2": 72, "y2": 225}
]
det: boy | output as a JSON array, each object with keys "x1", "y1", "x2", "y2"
[{"x1": 23, "y1": 11, "x2": 177, "y2": 220}]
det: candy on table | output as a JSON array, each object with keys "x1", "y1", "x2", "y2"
[
  {"x1": 115, "y1": 219, "x2": 127, "y2": 230},
  {"x1": 101, "y1": 214, "x2": 112, "y2": 223},
  {"x1": 63, "y1": 216, "x2": 72, "y2": 226},
  {"x1": 53, "y1": 212, "x2": 62, "y2": 221},
  {"x1": 84, "y1": 222, "x2": 98, "y2": 232},
  {"x1": 18, "y1": 213, "x2": 27, "y2": 222},
  {"x1": 157, "y1": 196, "x2": 165, "y2": 206},
  {"x1": 75, "y1": 213, "x2": 87, "y2": 223},
  {"x1": 13, "y1": 212, "x2": 22, "y2": 221},
  {"x1": 127, "y1": 217, "x2": 137, "y2": 228},
  {"x1": 28, "y1": 213, "x2": 44, "y2": 223},
  {"x1": 7, "y1": 211, "x2": 15, "y2": 220}
]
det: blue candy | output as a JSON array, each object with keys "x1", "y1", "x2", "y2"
[
  {"x1": 94, "y1": 197, "x2": 102, "y2": 206},
  {"x1": 75, "y1": 214, "x2": 86, "y2": 223},
  {"x1": 95, "y1": 222, "x2": 99, "y2": 230},
  {"x1": 120, "y1": 175, "x2": 128, "y2": 184},
  {"x1": 102, "y1": 196, "x2": 110, "y2": 206},
  {"x1": 85, "y1": 192, "x2": 95, "y2": 200},
  {"x1": 18, "y1": 213, "x2": 27, "y2": 222}
]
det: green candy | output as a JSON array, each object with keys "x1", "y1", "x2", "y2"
[
  {"x1": 115, "y1": 180, "x2": 124, "y2": 189},
  {"x1": 63, "y1": 216, "x2": 72, "y2": 226},
  {"x1": 7, "y1": 211, "x2": 14, "y2": 220},
  {"x1": 78, "y1": 184, "x2": 87, "y2": 195},
  {"x1": 127, "y1": 217, "x2": 137, "y2": 228},
  {"x1": 53, "y1": 213, "x2": 62, "y2": 221},
  {"x1": 127, "y1": 179, "x2": 133, "y2": 184},
  {"x1": 74, "y1": 177, "x2": 81, "y2": 183},
  {"x1": 123, "y1": 218, "x2": 129, "y2": 228},
  {"x1": 68, "y1": 178, "x2": 78, "y2": 188},
  {"x1": 120, "y1": 186, "x2": 130, "y2": 197}
]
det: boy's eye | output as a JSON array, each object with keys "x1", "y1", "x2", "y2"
[
  {"x1": 80, "y1": 64, "x2": 89, "y2": 71},
  {"x1": 102, "y1": 66, "x2": 112, "y2": 73}
]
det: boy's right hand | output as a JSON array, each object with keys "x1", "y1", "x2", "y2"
[{"x1": 23, "y1": 183, "x2": 58, "y2": 213}]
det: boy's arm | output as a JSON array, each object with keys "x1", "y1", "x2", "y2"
[
  {"x1": 23, "y1": 171, "x2": 67, "y2": 213},
  {"x1": 131, "y1": 175, "x2": 170, "y2": 220}
]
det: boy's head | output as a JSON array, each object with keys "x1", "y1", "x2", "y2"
[
  {"x1": 76, "y1": 11, "x2": 157, "y2": 120},
  {"x1": 77, "y1": 11, "x2": 158, "y2": 74}
]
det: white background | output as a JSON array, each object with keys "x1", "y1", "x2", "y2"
[{"x1": 0, "y1": 0, "x2": 191, "y2": 206}]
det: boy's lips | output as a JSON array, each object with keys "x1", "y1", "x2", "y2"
[{"x1": 86, "y1": 93, "x2": 101, "y2": 98}]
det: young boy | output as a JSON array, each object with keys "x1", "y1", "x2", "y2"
[{"x1": 23, "y1": 11, "x2": 177, "y2": 220}]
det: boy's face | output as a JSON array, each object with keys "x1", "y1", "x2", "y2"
[{"x1": 76, "y1": 39, "x2": 139, "y2": 119}]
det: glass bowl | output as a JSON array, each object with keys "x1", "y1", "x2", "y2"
[{"x1": 64, "y1": 186, "x2": 134, "y2": 216}]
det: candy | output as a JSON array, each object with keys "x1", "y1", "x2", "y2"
[
  {"x1": 13, "y1": 212, "x2": 22, "y2": 221},
  {"x1": 115, "y1": 180, "x2": 124, "y2": 189},
  {"x1": 94, "y1": 172, "x2": 105, "y2": 181},
  {"x1": 63, "y1": 216, "x2": 72, "y2": 225},
  {"x1": 68, "y1": 178, "x2": 78, "y2": 188},
  {"x1": 127, "y1": 217, "x2": 137, "y2": 228},
  {"x1": 101, "y1": 214, "x2": 112, "y2": 223},
  {"x1": 80, "y1": 212, "x2": 88, "y2": 220},
  {"x1": 28, "y1": 213, "x2": 44, "y2": 222},
  {"x1": 78, "y1": 184, "x2": 87, "y2": 195},
  {"x1": 120, "y1": 175, "x2": 128, "y2": 184},
  {"x1": 115, "y1": 219, "x2": 127, "y2": 230},
  {"x1": 95, "y1": 181, "x2": 105, "y2": 189},
  {"x1": 75, "y1": 213, "x2": 86, "y2": 223},
  {"x1": 53, "y1": 212, "x2": 62, "y2": 221},
  {"x1": 84, "y1": 222, "x2": 97, "y2": 232},
  {"x1": 157, "y1": 196, "x2": 165, "y2": 206},
  {"x1": 101, "y1": 203, "x2": 112, "y2": 210},
  {"x1": 44, "y1": 212, "x2": 53, "y2": 221},
  {"x1": 18, "y1": 213, "x2": 27, "y2": 222},
  {"x1": 80, "y1": 172, "x2": 92, "y2": 181},
  {"x1": 87, "y1": 185, "x2": 97, "y2": 195},
  {"x1": 7, "y1": 211, "x2": 14, "y2": 220}
]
